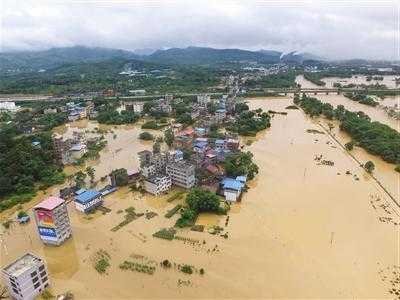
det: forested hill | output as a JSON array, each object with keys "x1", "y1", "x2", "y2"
[
  {"x1": 144, "y1": 46, "x2": 282, "y2": 65},
  {"x1": 0, "y1": 46, "x2": 140, "y2": 73},
  {"x1": 1, "y1": 46, "x2": 323, "y2": 73}
]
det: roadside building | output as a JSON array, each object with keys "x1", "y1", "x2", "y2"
[
  {"x1": 0, "y1": 101, "x2": 20, "y2": 112},
  {"x1": 166, "y1": 161, "x2": 196, "y2": 189},
  {"x1": 144, "y1": 174, "x2": 172, "y2": 195},
  {"x1": 74, "y1": 190, "x2": 103, "y2": 213},
  {"x1": 43, "y1": 108, "x2": 57, "y2": 114},
  {"x1": 1, "y1": 253, "x2": 50, "y2": 300},
  {"x1": 33, "y1": 197, "x2": 72, "y2": 246}
]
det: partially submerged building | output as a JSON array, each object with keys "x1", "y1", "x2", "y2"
[
  {"x1": 143, "y1": 174, "x2": 172, "y2": 195},
  {"x1": 74, "y1": 190, "x2": 103, "y2": 213},
  {"x1": 1, "y1": 253, "x2": 50, "y2": 300},
  {"x1": 166, "y1": 161, "x2": 196, "y2": 189},
  {"x1": 33, "y1": 197, "x2": 72, "y2": 246},
  {"x1": 221, "y1": 176, "x2": 246, "y2": 202}
]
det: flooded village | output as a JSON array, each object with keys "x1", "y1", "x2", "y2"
[{"x1": 1, "y1": 73, "x2": 400, "y2": 299}]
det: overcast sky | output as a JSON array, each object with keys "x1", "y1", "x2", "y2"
[{"x1": 0, "y1": 0, "x2": 399, "y2": 60}]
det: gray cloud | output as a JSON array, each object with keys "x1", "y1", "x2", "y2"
[{"x1": 0, "y1": 0, "x2": 398, "y2": 59}]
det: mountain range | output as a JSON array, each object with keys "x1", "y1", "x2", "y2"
[{"x1": 0, "y1": 46, "x2": 324, "y2": 73}]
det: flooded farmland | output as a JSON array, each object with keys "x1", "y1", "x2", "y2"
[
  {"x1": 296, "y1": 74, "x2": 400, "y2": 89},
  {"x1": 1, "y1": 98, "x2": 400, "y2": 299}
]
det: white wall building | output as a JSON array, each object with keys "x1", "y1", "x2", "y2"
[
  {"x1": 2, "y1": 253, "x2": 50, "y2": 300},
  {"x1": 144, "y1": 175, "x2": 172, "y2": 195},
  {"x1": 166, "y1": 161, "x2": 196, "y2": 189}
]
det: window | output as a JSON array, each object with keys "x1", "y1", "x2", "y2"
[
  {"x1": 30, "y1": 271, "x2": 37, "y2": 277},
  {"x1": 34, "y1": 282, "x2": 40, "y2": 289},
  {"x1": 42, "y1": 276, "x2": 48, "y2": 283},
  {"x1": 39, "y1": 265, "x2": 45, "y2": 272},
  {"x1": 12, "y1": 288, "x2": 19, "y2": 294},
  {"x1": 40, "y1": 271, "x2": 46, "y2": 278},
  {"x1": 44, "y1": 283, "x2": 49, "y2": 288},
  {"x1": 32, "y1": 276, "x2": 39, "y2": 283}
]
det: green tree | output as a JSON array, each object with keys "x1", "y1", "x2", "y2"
[
  {"x1": 139, "y1": 132, "x2": 154, "y2": 140},
  {"x1": 164, "y1": 128, "x2": 174, "y2": 147},
  {"x1": 111, "y1": 168, "x2": 129, "y2": 186},
  {"x1": 364, "y1": 161, "x2": 375, "y2": 173},
  {"x1": 86, "y1": 166, "x2": 95, "y2": 183},
  {"x1": 74, "y1": 171, "x2": 87, "y2": 188},
  {"x1": 224, "y1": 151, "x2": 259, "y2": 180},
  {"x1": 153, "y1": 141, "x2": 161, "y2": 154},
  {"x1": 345, "y1": 141, "x2": 355, "y2": 151},
  {"x1": 186, "y1": 188, "x2": 220, "y2": 213}
]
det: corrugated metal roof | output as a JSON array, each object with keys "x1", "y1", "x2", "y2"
[
  {"x1": 34, "y1": 197, "x2": 65, "y2": 210},
  {"x1": 75, "y1": 190, "x2": 101, "y2": 204},
  {"x1": 222, "y1": 178, "x2": 244, "y2": 191}
]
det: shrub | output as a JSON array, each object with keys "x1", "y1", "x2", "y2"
[
  {"x1": 139, "y1": 132, "x2": 154, "y2": 140},
  {"x1": 181, "y1": 265, "x2": 193, "y2": 274}
]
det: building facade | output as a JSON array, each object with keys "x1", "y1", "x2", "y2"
[
  {"x1": 144, "y1": 174, "x2": 172, "y2": 195},
  {"x1": 2, "y1": 253, "x2": 49, "y2": 300},
  {"x1": 74, "y1": 190, "x2": 103, "y2": 213},
  {"x1": 166, "y1": 161, "x2": 196, "y2": 189},
  {"x1": 33, "y1": 197, "x2": 72, "y2": 246}
]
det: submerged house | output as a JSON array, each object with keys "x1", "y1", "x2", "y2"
[
  {"x1": 221, "y1": 176, "x2": 246, "y2": 202},
  {"x1": 74, "y1": 189, "x2": 103, "y2": 213}
]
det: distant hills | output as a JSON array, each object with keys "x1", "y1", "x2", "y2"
[{"x1": 0, "y1": 45, "x2": 324, "y2": 73}]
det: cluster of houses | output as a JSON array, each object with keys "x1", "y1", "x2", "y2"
[
  {"x1": 52, "y1": 131, "x2": 88, "y2": 165},
  {"x1": 138, "y1": 149, "x2": 195, "y2": 195}
]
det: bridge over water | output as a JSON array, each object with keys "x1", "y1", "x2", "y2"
[{"x1": 0, "y1": 89, "x2": 398, "y2": 102}]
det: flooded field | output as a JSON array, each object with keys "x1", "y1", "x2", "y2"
[
  {"x1": 312, "y1": 94, "x2": 399, "y2": 132},
  {"x1": 296, "y1": 74, "x2": 399, "y2": 89},
  {"x1": 322, "y1": 75, "x2": 399, "y2": 89},
  {"x1": 1, "y1": 98, "x2": 400, "y2": 299}
]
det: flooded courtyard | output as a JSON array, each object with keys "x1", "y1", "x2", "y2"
[{"x1": 1, "y1": 97, "x2": 400, "y2": 299}]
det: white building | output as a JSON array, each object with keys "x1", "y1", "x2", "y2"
[
  {"x1": 74, "y1": 190, "x2": 103, "y2": 213},
  {"x1": 197, "y1": 94, "x2": 211, "y2": 108},
  {"x1": 166, "y1": 161, "x2": 196, "y2": 189},
  {"x1": 0, "y1": 101, "x2": 20, "y2": 112},
  {"x1": 33, "y1": 197, "x2": 72, "y2": 246},
  {"x1": 144, "y1": 174, "x2": 172, "y2": 195},
  {"x1": 133, "y1": 102, "x2": 145, "y2": 114},
  {"x1": 2, "y1": 253, "x2": 50, "y2": 300},
  {"x1": 69, "y1": 143, "x2": 87, "y2": 160}
]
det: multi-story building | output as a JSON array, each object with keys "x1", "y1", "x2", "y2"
[
  {"x1": 166, "y1": 161, "x2": 196, "y2": 189},
  {"x1": 52, "y1": 133, "x2": 72, "y2": 165},
  {"x1": 33, "y1": 197, "x2": 72, "y2": 246},
  {"x1": 144, "y1": 174, "x2": 172, "y2": 195},
  {"x1": 2, "y1": 253, "x2": 50, "y2": 300},
  {"x1": 197, "y1": 94, "x2": 211, "y2": 108}
]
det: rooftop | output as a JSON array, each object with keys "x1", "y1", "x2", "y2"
[
  {"x1": 75, "y1": 190, "x2": 101, "y2": 204},
  {"x1": 34, "y1": 196, "x2": 65, "y2": 210},
  {"x1": 2, "y1": 253, "x2": 43, "y2": 277},
  {"x1": 222, "y1": 177, "x2": 245, "y2": 191}
]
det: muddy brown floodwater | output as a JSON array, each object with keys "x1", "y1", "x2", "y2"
[
  {"x1": 1, "y1": 99, "x2": 400, "y2": 299},
  {"x1": 296, "y1": 74, "x2": 399, "y2": 89}
]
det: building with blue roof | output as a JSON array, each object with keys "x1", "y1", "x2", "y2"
[
  {"x1": 221, "y1": 177, "x2": 245, "y2": 202},
  {"x1": 74, "y1": 189, "x2": 103, "y2": 213}
]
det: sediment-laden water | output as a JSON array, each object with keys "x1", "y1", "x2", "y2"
[{"x1": 1, "y1": 98, "x2": 399, "y2": 299}]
